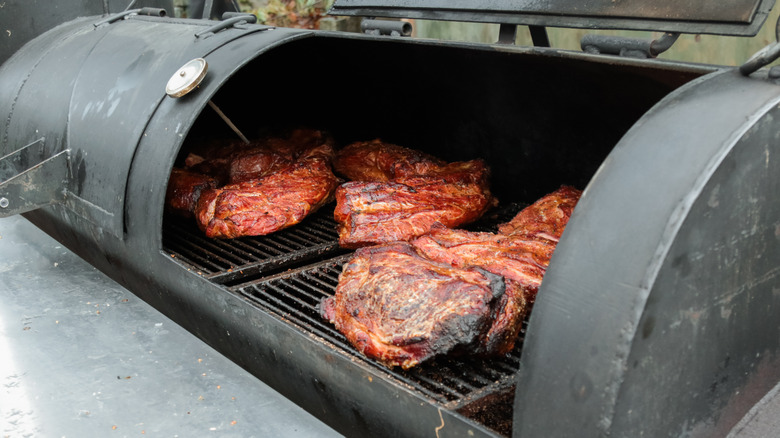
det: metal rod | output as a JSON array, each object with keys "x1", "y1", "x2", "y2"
[
  {"x1": 529, "y1": 25, "x2": 550, "y2": 48},
  {"x1": 207, "y1": 100, "x2": 250, "y2": 144},
  {"x1": 496, "y1": 23, "x2": 517, "y2": 45}
]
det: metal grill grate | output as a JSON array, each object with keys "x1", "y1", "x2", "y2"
[
  {"x1": 232, "y1": 256, "x2": 522, "y2": 408},
  {"x1": 161, "y1": 202, "x2": 527, "y2": 412},
  {"x1": 162, "y1": 207, "x2": 345, "y2": 284}
]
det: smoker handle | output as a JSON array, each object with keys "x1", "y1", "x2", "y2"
[
  {"x1": 0, "y1": 139, "x2": 70, "y2": 218},
  {"x1": 581, "y1": 32, "x2": 679, "y2": 58},
  {"x1": 195, "y1": 14, "x2": 258, "y2": 38},
  {"x1": 93, "y1": 8, "x2": 167, "y2": 27},
  {"x1": 361, "y1": 19, "x2": 412, "y2": 37},
  {"x1": 739, "y1": 42, "x2": 780, "y2": 76},
  {"x1": 740, "y1": 14, "x2": 780, "y2": 76}
]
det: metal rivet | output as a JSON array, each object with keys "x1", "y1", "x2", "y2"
[{"x1": 0, "y1": 197, "x2": 9, "y2": 208}]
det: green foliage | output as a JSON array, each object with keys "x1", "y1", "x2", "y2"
[{"x1": 243, "y1": 0, "x2": 334, "y2": 29}]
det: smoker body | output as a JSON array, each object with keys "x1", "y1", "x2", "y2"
[
  {"x1": 1, "y1": 8, "x2": 779, "y2": 437},
  {"x1": 0, "y1": 0, "x2": 175, "y2": 66}
]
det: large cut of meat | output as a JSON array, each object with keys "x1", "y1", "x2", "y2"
[
  {"x1": 185, "y1": 128, "x2": 334, "y2": 184},
  {"x1": 166, "y1": 129, "x2": 334, "y2": 220},
  {"x1": 414, "y1": 186, "x2": 583, "y2": 304},
  {"x1": 321, "y1": 186, "x2": 582, "y2": 368},
  {"x1": 227, "y1": 129, "x2": 333, "y2": 183},
  {"x1": 333, "y1": 139, "x2": 445, "y2": 182},
  {"x1": 194, "y1": 144, "x2": 339, "y2": 238},
  {"x1": 319, "y1": 242, "x2": 507, "y2": 370},
  {"x1": 497, "y1": 185, "x2": 581, "y2": 239},
  {"x1": 164, "y1": 168, "x2": 219, "y2": 218},
  {"x1": 333, "y1": 140, "x2": 497, "y2": 248}
]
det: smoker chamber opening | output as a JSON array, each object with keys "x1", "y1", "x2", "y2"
[{"x1": 157, "y1": 35, "x2": 707, "y2": 436}]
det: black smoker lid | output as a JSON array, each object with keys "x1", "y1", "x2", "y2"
[{"x1": 329, "y1": 0, "x2": 776, "y2": 36}]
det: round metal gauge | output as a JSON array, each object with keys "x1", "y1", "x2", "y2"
[{"x1": 165, "y1": 58, "x2": 208, "y2": 98}]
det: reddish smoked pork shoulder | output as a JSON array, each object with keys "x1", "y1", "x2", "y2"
[
  {"x1": 194, "y1": 143, "x2": 339, "y2": 239},
  {"x1": 333, "y1": 140, "x2": 497, "y2": 248},
  {"x1": 164, "y1": 168, "x2": 220, "y2": 218},
  {"x1": 165, "y1": 129, "x2": 340, "y2": 238},
  {"x1": 321, "y1": 186, "x2": 582, "y2": 369}
]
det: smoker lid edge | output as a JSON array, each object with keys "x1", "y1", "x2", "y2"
[{"x1": 329, "y1": 0, "x2": 777, "y2": 37}]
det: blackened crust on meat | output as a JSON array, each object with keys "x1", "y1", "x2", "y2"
[
  {"x1": 323, "y1": 186, "x2": 582, "y2": 367},
  {"x1": 320, "y1": 242, "x2": 506, "y2": 369},
  {"x1": 165, "y1": 168, "x2": 219, "y2": 218}
]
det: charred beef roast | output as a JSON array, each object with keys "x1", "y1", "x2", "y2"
[
  {"x1": 333, "y1": 140, "x2": 497, "y2": 248},
  {"x1": 319, "y1": 241, "x2": 507, "y2": 370},
  {"x1": 321, "y1": 186, "x2": 582, "y2": 369}
]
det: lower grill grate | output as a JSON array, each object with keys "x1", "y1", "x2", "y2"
[
  {"x1": 161, "y1": 202, "x2": 529, "y2": 435},
  {"x1": 231, "y1": 256, "x2": 522, "y2": 410}
]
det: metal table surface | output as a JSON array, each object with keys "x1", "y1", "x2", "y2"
[{"x1": 0, "y1": 215, "x2": 342, "y2": 438}]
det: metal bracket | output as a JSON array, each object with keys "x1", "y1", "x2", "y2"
[
  {"x1": 497, "y1": 24, "x2": 549, "y2": 47},
  {"x1": 497, "y1": 23, "x2": 517, "y2": 45},
  {"x1": 529, "y1": 25, "x2": 550, "y2": 48},
  {"x1": 0, "y1": 139, "x2": 70, "y2": 218},
  {"x1": 361, "y1": 19, "x2": 412, "y2": 37},
  {"x1": 581, "y1": 32, "x2": 679, "y2": 59}
]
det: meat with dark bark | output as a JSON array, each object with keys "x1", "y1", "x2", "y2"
[
  {"x1": 334, "y1": 147, "x2": 497, "y2": 248},
  {"x1": 322, "y1": 186, "x2": 581, "y2": 368},
  {"x1": 194, "y1": 143, "x2": 338, "y2": 238},
  {"x1": 164, "y1": 168, "x2": 219, "y2": 218},
  {"x1": 319, "y1": 242, "x2": 506, "y2": 369}
]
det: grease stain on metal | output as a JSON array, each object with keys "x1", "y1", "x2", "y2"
[{"x1": 570, "y1": 371, "x2": 594, "y2": 402}]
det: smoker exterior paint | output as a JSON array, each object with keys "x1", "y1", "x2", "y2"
[{"x1": 516, "y1": 68, "x2": 780, "y2": 437}]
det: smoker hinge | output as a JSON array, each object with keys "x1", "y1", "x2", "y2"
[
  {"x1": 361, "y1": 19, "x2": 412, "y2": 37},
  {"x1": 0, "y1": 138, "x2": 71, "y2": 218},
  {"x1": 195, "y1": 13, "x2": 258, "y2": 38},
  {"x1": 581, "y1": 32, "x2": 679, "y2": 59},
  {"x1": 93, "y1": 7, "x2": 167, "y2": 28}
]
